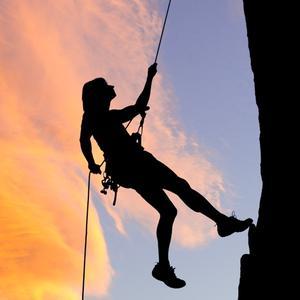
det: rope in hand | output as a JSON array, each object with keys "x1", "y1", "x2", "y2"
[{"x1": 125, "y1": 0, "x2": 172, "y2": 142}]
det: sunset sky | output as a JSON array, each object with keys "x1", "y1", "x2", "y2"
[{"x1": 0, "y1": 1, "x2": 260, "y2": 299}]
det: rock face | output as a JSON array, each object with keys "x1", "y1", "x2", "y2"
[{"x1": 238, "y1": 1, "x2": 293, "y2": 299}]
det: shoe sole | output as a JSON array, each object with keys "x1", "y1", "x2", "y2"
[{"x1": 152, "y1": 273, "x2": 186, "y2": 289}]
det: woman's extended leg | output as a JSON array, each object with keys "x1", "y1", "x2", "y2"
[
  {"x1": 164, "y1": 175, "x2": 252, "y2": 236},
  {"x1": 146, "y1": 154, "x2": 252, "y2": 236},
  {"x1": 164, "y1": 176, "x2": 226, "y2": 223}
]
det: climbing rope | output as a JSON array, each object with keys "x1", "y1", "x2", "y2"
[
  {"x1": 154, "y1": 0, "x2": 172, "y2": 63},
  {"x1": 81, "y1": 1, "x2": 172, "y2": 298},
  {"x1": 82, "y1": 171, "x2": 91, "y2": 300}
]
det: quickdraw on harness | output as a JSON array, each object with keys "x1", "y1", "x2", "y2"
[
  {"x1": 100, "y1": 172, "x2": 119, "y2": 206},
  {"x1": 99, "y1": 111, "x2": 146, "y2": 206}
]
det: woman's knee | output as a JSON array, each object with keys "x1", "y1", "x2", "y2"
[
  {"x1": 160, "y1": 204, "x2": 177, "y2": 221},
  {"x1": 169, "y1": 205, "x2": 177, "y2": 219},
  {"x1": 174, "y1": 177, "x2": 191, "y2": 195}
]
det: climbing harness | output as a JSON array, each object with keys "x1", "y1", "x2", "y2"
[{"x1": 82, "y1": 1, "x2": 172, "y2": 298}]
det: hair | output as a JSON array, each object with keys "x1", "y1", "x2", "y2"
[{"x1": 82, "y1": 77, "x2": 107, "y2": 112}]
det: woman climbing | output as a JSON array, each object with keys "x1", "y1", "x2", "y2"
[{"x1": 79, "y1": 62, "x2": 253, "y2": 288}]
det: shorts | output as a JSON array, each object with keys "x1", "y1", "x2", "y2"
[{"x1": 107, "y1": 151, "x2": 178, "y2": 189}]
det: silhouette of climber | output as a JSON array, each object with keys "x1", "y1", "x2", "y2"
[{"x1": 80, "y1": 63, "x2": 253, "y2": 289}]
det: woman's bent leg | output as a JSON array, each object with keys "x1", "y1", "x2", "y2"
[
  {"x1": 135, "y1": 186, "x2": 177, "y2": 266},
  {"x1": 134, "y1": 184, "x2": 186, "y2": 288}
]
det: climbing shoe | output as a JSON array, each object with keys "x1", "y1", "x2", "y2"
[
  {"x1": 217, "y1": 214, "x2": 253, "y2": 237},
  {"x1": 152, "y1": 263, "x2": 186, "y2": 289}
]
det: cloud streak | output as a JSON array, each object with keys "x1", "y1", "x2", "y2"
[{"x1": 0, "y1": 0, "x2": 225, "y2": 298}]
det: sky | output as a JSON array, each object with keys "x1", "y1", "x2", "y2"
[{"x1": 0, "y1": 1, "x2": 260, "y2": 299}]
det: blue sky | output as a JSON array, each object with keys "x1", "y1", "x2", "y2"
[{"x1": 90, "y1": 1, "x2": 260, "y2": 299}]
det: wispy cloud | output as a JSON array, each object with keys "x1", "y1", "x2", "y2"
[{"x1": 0, "y1": 0, "x2": 225, "y2": 298}]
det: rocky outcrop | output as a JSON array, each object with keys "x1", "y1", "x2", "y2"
[{"x1": 238, "y1": 1, "x2": 294, "y2": 299}]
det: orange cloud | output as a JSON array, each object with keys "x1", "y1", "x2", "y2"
[{"x1": 0, "y1": 0, "x2": 225, "y2": 298}]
